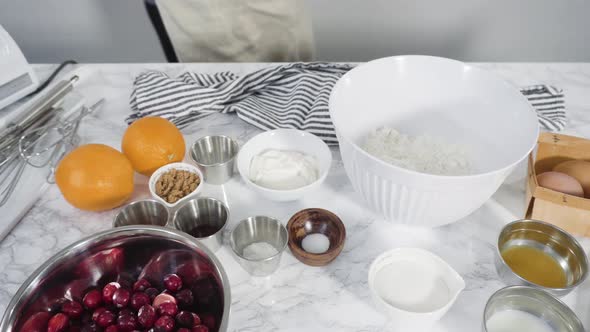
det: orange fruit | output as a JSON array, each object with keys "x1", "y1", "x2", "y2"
[
  {"x1": 121, "y1": 117, "x2": 185, "y2": 176},
  {"x1": 55, "y1": 144, "x2": 134, "y2": 211}
]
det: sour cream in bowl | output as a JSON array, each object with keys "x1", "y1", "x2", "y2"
[{"x1": 237, "y1": 129, "x2": 332, "y2": 201}]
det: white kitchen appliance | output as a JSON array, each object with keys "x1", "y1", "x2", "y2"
[{"x1": 0, "y1": 24, "x2": 39, "y2": 110}]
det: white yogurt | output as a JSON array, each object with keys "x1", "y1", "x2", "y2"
[
  {"x1": 301, "y1": 233, "x2": 330, "y2": 254},
  {"x1": 486, "y1": 310, "x2": 554, "y2": 332},
  {"x1": 249, "y1": 149, "x2": 318, "y2": 190}
]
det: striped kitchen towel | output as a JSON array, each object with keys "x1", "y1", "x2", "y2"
[
  {"x1": 520, "y1": 84, "x2": 566, "y2": 131},
  {"x1": 129, "y1": 63, "x2": 566, "y2": 145}
]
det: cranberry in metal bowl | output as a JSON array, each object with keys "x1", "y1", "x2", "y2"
[{"x1": 2, "y1": 226, "x2": 230, "y2": 332}]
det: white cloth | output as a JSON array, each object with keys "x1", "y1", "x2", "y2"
[{"x1": 156, "y1": 0, "x2": 315, "y2": 62}]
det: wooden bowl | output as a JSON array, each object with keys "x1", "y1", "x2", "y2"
[{"x1": 287, "y1": 208, "x2": 346, "y2": 266}]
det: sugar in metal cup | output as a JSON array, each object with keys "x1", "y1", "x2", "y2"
[{"x1": 230, "y1": 216, "x2": 288, "y2": 276}]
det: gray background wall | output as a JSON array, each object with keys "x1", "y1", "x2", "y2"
[{"x1": 1, "y1": 0, "x2": 589, "y2": 63}]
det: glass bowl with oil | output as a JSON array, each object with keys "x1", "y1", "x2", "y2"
[{"x1": 495, "y1": 219, "x2": 588, "y2": 297}]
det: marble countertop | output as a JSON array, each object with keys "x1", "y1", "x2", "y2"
[{"x1": 1, "y1": 63, "x2": 590, "y2": 331}]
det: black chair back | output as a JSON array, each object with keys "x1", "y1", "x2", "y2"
[{"x1": 144, "y1": 0, "x2": 179, "y2": 62}]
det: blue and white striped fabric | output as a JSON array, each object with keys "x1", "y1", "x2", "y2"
[{"x1": 129, "y1": 63, "x2": 566, "y2": 145}]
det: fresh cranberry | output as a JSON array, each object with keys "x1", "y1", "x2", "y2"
[
  {"x1": 61, "y1": 300, "x2": 83, "y2": 318},
  {"x1": 190, "y1": 313, "x2": 201, "y2": 327},
  {"x1": 158, "y1": 302, "x2": 178, "y2": 316},
  {"x1": 47, "y1": 313, "x2": 70, "y2": 332},
  {"x1": 112, "y1": 288, "x2": 131, "y2": 308},
  {"x1": 137, "y1": 305, "x2": 157, "y2": 328},
  {"x1": 21, "y1": 312, "x2": 51, "y2": 332},
  {"x1": 152, "y1": 293, "x2": 176, "y2": 308},
  {"x1": 82, "y1": 290, "x2": 103, "y2": 310},
  {"x1": 175, "y1": 289, "x2": 194, "y2": 307},
  {"x1": 133, "y1": 279, "x2": 151, "y2": 292},
  {"x1": 102, "y1": 282, "x2": 121, "y2": 304},
  {"x1": 177, "y1": 329, "x2": 191, "y2": 332},
  {"x1": 163, "y1": 274, "x2": 183, "y2": 292},
  {"x1": 144, "y1": 287, "x2": 159, "y2": 301},
  {"x1": 116, "y1": 315, "x2": 137, "y2": 332},
  {"x1": 67, "y1": 325, "x2": 81, "y2": 332},
  {"x1": 154, "y1": 315, "x2": 175, "y2": 332},
  {"x1": 96, "y1": 310, "x2": 116, "y2": 328},
  {"x1": 130, "y1": 292, "x2": 150, "y2": 310},
  {"x1": 105, "y1": 326, "x2": 118, "y2": 332},
  {"x1": 175, "y1": 311, "x2": 194, "y2": 327},
  {"x1": 91, "y1": 308, "x2": 107, "y2": 322},
  {"x1": 192, "y1": 325, "x2": 209, "y2": 332}
]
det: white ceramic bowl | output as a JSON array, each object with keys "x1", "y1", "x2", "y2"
[
  {"x1": 149, "y1": 162, "x2": 204, "y2": 209},
  {"x1": 368, "y1": 248, "x2": 465, "y2": 328},
  {"x1": 237, "y1": 129, "x2": 332, "y2": 201},
  {"x1": 329, "y1": 55, "x2": 539, "y2": 226}
]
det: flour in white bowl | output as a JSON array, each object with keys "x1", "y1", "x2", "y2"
[{"x1": 362, "y1": 127, "x2": 471, "y2": 176}]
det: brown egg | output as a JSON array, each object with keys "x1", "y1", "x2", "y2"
[
  {"x1": 537, "y1": 171, "x2": 584, "y2": 197},
  {"x1": 553, "y1": 160, "x2": 590, "y2": 198}
]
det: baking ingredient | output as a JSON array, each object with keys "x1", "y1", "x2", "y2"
[
  {"x1": 363, "y1": 127, "x2": 471, "y2": 175},
  {"x1": 249, "y1": 149, "x2": 319, "y2": 190},
  {"x1": 374, "y1": 260, "x2": 450, "y2": 312},
  {"x1": 55, "y1": 144, "x2": 134, "y2": 211},
  {"x1": 301, "y1": 233, "x2": 330, "y2": 254},
  {"x1": 537, "y1": 171, "x2": 584, "y2": 197},
  {"x1": 122, "y1": 116, "x2": 186, "y2": 176},
  {"x1": 486, "y1": 309, "x2": 554, "y2": 332},
  {"x1": 188, "y1": 225, "x2": 221, "y2": 238},
  {"x1": 242, "y1": 241, "x2": 279, "y2": 260},
  {"x1": 501, "y1": 245, "x2": 567, "y2": 288},
  {"x1": 163, "y1": 273, "x2": 183, "y2": 292},
  {"x1": 553, "y1": 160, "x2": 590, "y2": 198},
  {"x1": 20, "y1": 270, "x2": 212, "y2": 332},
  {"x1": 155, "y1": 168, "x2": 200, "y2": 203}
]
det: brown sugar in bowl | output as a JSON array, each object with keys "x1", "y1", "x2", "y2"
[{"x1": 287, "y1": 208, "x2": 346, "y2": 266}]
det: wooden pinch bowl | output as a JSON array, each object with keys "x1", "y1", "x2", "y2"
[{"x1": 287, "y1": 208, "x2": 346, "y2": 266}]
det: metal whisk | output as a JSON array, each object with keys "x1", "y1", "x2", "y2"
[{"x1": 0, "y1": 72, "x2": 104, "y2": 206}]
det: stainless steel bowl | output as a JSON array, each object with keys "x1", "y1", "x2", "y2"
[
  {"x1": 483, "y1": 286, "x2": 584, "y2": 332},
  {"x1": 495, "y1": 219, "x2": 588, "y2": 297},
  {"x1": 190, "y1": 135, "x2": 239, "y2": 184},
  {"x1": 173, "y1": 197, "x2": 229, "y2": 252},
  {"x1": 113, "y1": 199, "x2": 169, "y2": 227},
  {"x1": 230, "y1": 216, "x2": 288, "y2": 277},
  {"x1": 0, "y1": 226, "x2": 230, "y2": 332}
]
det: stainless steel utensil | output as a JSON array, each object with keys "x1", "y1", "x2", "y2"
[
  {"x1": 495, "y1": 219, "x2": 588, "y2": 297},
  {"x1": 483, "y1": 286, "x2": 584, "y2": 332},
  {"x1": 113, "y1": 199, "x2": 169, "y2": 228},
  {"x1": 230, "y1": 216, "x2": 288, "y2": 277},
  {"x1": 173, "y1": 197, "x2": 229, "y2": 252},
  {"x1": 18, "y1": 98, "x2": 105, "y2": 182},
  {"x1": 190, "y1": 135, "x2": 239, "y2": 184},
  {"x1": 0, "y1": 78, "x2": 100, "y2": 206},
  {"x1": 0, "y1": 226, "x2": 231, "y2": 332}
]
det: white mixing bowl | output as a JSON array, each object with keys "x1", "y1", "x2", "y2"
[{"x1": 329, "y1": 56, "x2": 539, "y2": 227}]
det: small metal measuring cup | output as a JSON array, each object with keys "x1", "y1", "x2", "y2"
[
  {"x1": 495, "y1": 219, "x2": 588, "y2": 297},
  {"x1": 230, "y1": 216, "x2": 288, "y2": 277},
  {"x1": 190, "y1": 135, "x2": 239, "y2": 184},
  {"x1": 483, "y1": 286, "x2": 584, "y2": 332},
  {"x1": 173, "y1": 197, "x2": 229, "y2": 252},
  {"x1": 113, "y1": 199, "x2": 169, "y2": 228}
]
